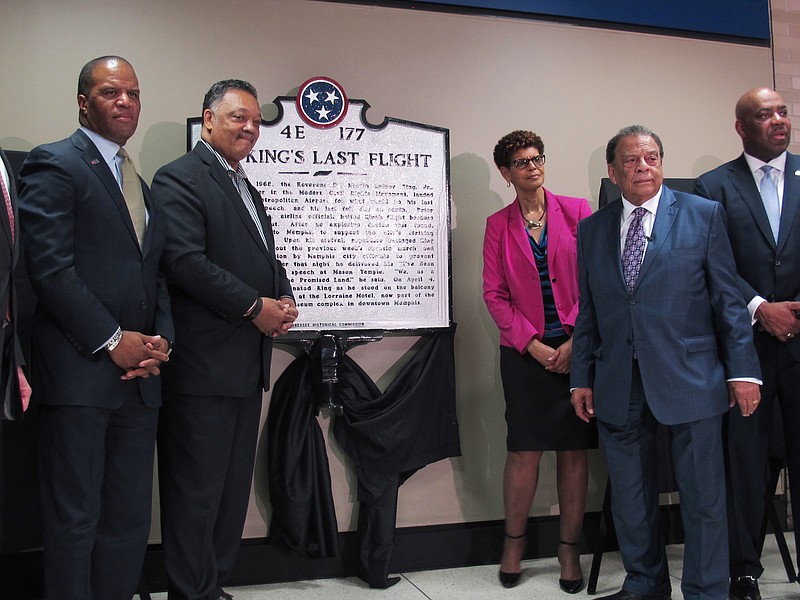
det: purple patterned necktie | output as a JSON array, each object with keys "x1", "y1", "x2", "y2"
[{"x1": 622, "y1": 207, "x2": 647, "y2": 291}]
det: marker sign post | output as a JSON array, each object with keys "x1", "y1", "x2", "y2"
[{"x1": 189, "y1": 77, "x2": 452, "y2": 335}]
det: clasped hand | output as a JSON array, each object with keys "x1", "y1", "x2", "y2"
[
  {"x1": 109, "y1": 331, "x2": 170, "y2": 380},
  {"x1": 526, "y1": 337, "x2": 572, "y2": 374},
  {"x1": 755, "y1": 300, "x2": 800, "y2": 342},
  {"x1": 252, "y1": 297, "x2": 298, "y2": 337}
]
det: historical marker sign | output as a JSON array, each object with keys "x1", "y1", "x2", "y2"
[{"x1": 189, "y1": 78, "x2": 452, "y2": 333}]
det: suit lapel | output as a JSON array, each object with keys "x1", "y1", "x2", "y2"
[
  {"x1": 544, "y1": 189, "x2": 563, "y2": 259},
  {"x1": 196, "y1": 143, "x2": 273, "y2": 263},
  {"x1": 507, "y1": 199, "x2": 533, "y2": 266},
  {"x1": 634, "y1": 186, "x2": 678, "y2": 289},
  {"x1": 72, "y1": 131, "x2": 141, "y2": 252},
  {"x1": 140, "y1": 186, "x2": 156, "y2": 255},
  {"x1": 728, "y1": 155, "x2": 776, "y2": 249},
  {"x1": 600, "y1": 199, "x2": 626, "y2": 288},
  {"x1": 245, "y1": 178, "x2": 278, "y2": 279},
  {"x1": 778, "y1": 153, "x2": 800, "y2": 253}
]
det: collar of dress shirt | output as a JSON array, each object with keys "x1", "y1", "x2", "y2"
[
  {"x1": 743, "y1": 150, "x2": 787, "y2": 177},
  {"x1": 619, "y1": 186, "x2": 661, "y2": 250},
  {"x1": 199, "y1": 139, "x2": 249, "y2": 180},
  {"x1": 80, "y1": 126, "x2": 122, "y2": 178},
  {"x1": 621, "y1": 185, "x2": 662, "y2": 221}
]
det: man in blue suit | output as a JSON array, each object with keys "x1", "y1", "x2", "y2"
[
  {"x1": 694, "y1": 88, "x2": 800, "y2": 600},
  {"x1": 571, "y1": 125, "x2": 761, "y2": 600},
  {"x1": 18, "y1": 56, "x2": 173, "y2": 600}
]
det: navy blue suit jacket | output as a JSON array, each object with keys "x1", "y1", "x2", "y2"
[
  {"x1": 18, "y1": 130, "x2": 173, "y2": 408},
  {"x1": 695, "y1": 153, "x2": 800, "y2": 362},
  {"x1": 570, "y1": 186, "x2": 760, "y2": 425}
]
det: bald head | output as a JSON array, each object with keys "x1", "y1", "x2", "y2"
[{"x1": 734, "y1": 87, "x2": 791, "y2": 162}]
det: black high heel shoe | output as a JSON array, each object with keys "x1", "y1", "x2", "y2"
[
  {"x1": 498, "y1": 531, "x2": 525, "y2": 588},
  {"x1": 558, "y1": 540, "x2": 584, "y2": 594}
]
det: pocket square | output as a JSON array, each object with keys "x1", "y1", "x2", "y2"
[{"x1": 795, "y1": 170, "x2": 800, "y2": 176}]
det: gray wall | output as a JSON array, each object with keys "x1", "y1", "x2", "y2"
[{"x1": 1, "y1": 0, "x2": 771, "y2": 540}]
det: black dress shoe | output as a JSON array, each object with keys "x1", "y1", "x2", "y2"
[
  {"x1": 729, "y1": 575, "x2": 761, "y2": 600},
  {"x1": 498, "y1": 570, "x2": 521, "y2": 588},
  {"x1": 596, "y1": 590, "x2": 671, "y2": 600},
  {"x1": 357, "y1": 573, "x2": 402, "y2": 589}
]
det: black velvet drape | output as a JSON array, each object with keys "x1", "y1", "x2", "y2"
[{"x1": 267, "y1": 327, "x2": 461, "y2": 585}]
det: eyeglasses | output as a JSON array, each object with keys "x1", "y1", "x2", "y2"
[{"x1": 510, "y1": 155, "x2": 546, "y2": 169}]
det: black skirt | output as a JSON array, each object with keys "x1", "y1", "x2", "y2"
[{"x1": 499, "y1": 338, "x2": 598, "y2": 452}]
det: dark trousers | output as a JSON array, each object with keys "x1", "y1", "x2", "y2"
[
  {"x1": 726, "y1": 333, "x2": 800, "y2": 577},
  {"x1": 39, "y1": 388, "x2": 158, "y2": 600},
  {"x1": 598, "y1": 363, "x2": 727, "y2": 600},
  {"x1": 158, "y1": 391, "x2": 262, "y2": 600}
]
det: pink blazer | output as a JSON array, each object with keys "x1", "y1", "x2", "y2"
[{"x1": 483, "y1": 188, "x2": 592, "y2": 353}]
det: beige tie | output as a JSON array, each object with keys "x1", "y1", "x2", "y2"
[{"x1": 117, "y1": 148, "x2": 146, "y2": 246}]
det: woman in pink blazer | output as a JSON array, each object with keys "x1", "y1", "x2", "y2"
[{"x1": 483, "y1": 131, "x2": 596, "y2": 592}]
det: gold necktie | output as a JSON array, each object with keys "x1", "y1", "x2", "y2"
[{"x1": 117, "y1": 148, "x2": 146, "y2": 246}]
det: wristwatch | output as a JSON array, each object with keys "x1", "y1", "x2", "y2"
[{"x1": 105, "y1": 328, "x2": 123, "y2": 352}]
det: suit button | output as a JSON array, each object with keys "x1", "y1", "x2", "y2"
[
  {"x1": 141, "y1": 301, "x2": 147, "y2": 309},
  {"x1": 629, "y1": 298, "x2": 636, "y2": 305},
  {"x1": 551, "y1": 277, "x2": 557, "y2": 282}
]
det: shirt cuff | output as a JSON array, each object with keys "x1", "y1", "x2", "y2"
[
  {"x1": 748, "y1": 296, "x2": 767, "y2": 326},
  {"x1": 244, "y1": 297, "x2": 263, "y2": 320},
  {"x1": 727, "y1": 377, "x2": 763, "y2": 385}
]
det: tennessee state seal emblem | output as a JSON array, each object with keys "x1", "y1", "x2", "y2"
[{"x1": 296, "y1": 77, "x2": 348, "y2": 129}]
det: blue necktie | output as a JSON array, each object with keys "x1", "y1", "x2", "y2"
[
  {"x1": 622, "y1": 207, "x2": 647, "y2": 291},
  {"x1": 760, "y1": 165, "x2": 780, "y2": 242}
]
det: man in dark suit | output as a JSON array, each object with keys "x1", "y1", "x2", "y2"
[
  {"x1": 0, "y1": 148, "x2": 31, "y2": 422},
  {"x1": 571, "y1": 125, "x2": 761, "y2": 600},
  {"x1": 0, "y1": 146, "x2": 33, "y2": 548},
  {"x1": 694, "y1": 88, "x2": 800, "y2": 600},
  {"x1": 152, "y1": 79, "x2": 296, "y2": 600},
  {"x1": 17, "y1": 56, "x2": 173, "y2": 600}
]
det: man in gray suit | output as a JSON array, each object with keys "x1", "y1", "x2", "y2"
[
  {"x1": 695, "y1": 88, "x2": 800, "y2": 600},
  {"x1": 571, "y1": 125, "x2": 761, "y2": 600}
]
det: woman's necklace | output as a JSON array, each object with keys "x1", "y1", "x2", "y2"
[{"x1": 521, "y1": 203, "x2": 546, "y2": 230}]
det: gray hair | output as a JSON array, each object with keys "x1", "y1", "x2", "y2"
[
  {"x1": 606, "y1": 125, "x2": 664, "y2": 164},
  {"x1": 202, "y1": 79, "x2": 258, "y2": 112}
]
